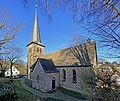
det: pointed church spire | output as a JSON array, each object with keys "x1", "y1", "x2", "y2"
[{"x1": 31, "y1": 5, "x2": 41, "y2": 43}]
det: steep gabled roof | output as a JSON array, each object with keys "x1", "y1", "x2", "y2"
[
  {"x1": 31, "y1": 58, "x2": 59, "y2": 73},
  {"x1": 31, "y1": 5, "x2": 40, "y2": 43},
  {"x1": 27, "y1": 5, "x2": 45, "y2": 47}
]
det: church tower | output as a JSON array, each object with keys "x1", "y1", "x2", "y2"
[{"x1": 27, "y1": 5, "x2": 45, "y2": 79}]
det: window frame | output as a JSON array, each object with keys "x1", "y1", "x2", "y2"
[
  {"x1": 62, "y1": 69, "x2": 66, "y2": 82},
  {"x1": 36, "y1": 74, "x2": 39, "y2": 83},
  {"x1": 40, "y1": 48, "x2": 42, "y2": 53},
  {"x1": 72, "y1": 69, "x2": 77, "y2": 83}
]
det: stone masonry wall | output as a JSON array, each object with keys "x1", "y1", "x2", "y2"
[
  {"x1": 57, "y1": 66, "x2": 94, "y2": 95},
  {"x1": 31, "y1": 61, "x2": 59, "y2": 92}
]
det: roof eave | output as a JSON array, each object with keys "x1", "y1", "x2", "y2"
[{"x1": 27, "y1": 42, "x2": 45, "y2": 47}]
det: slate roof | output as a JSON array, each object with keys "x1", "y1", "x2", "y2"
[
  {"x1": 31, "y1": 58, "x2": 59, "y2": 73},
  {"x1": 31, "y1": 5, "x2": 41, "y2": 43}
]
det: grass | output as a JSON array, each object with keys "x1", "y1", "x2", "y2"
[
  {"x1": 58, "y1": 87, "x2": 88, "y2": 100},
  {"x1": 0, "y1": 78, "x2": 63, "y2": 101},
  {"x1": 46, "y1": 86, "x2": 89, "y2": 100},
  {"x1": 0, "y1": 78, "x2": 89, "y2": 101},
  {"x1": 0, "y1": 77, "x2": 37, "y2": 101},
  {"x1": 0, "y1": 77, "x2": 10, "y2": 81},
  {"x1": 46, "y1": 88, "x2": 57, "y2": 94}
]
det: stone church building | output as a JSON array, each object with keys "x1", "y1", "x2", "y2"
[{"x1": 27, "y1": 7, "x2": 97, "y2": 94}]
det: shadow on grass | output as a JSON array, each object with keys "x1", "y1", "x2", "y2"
[
  {"x1": 46, "y1": 87, "x2": 88, "y2": 100},
  {"x1": 58, "y1": 87, "x2": 88, "y2": 100},
  {"x1": 40, "y1": 97, "x2": 64, "y2": 101}
]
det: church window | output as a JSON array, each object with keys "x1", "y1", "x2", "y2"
[
  {"x1": 36, "y1": 75, "x2": 39, "y2": 83},
  {"x1": 72, "y1": 69, "x2": 77, "y2": 83},
  {"x1": 40, "y1": 48, "x2": 42, "y2": 53},
  {"x1": 37, "y1": 48, "x2": 39, "y2": 52},
  {"x1": 52, "y1": 77, "x2": 55, "y2": 89},
  {"x1": 62, "y1": 69, "x2": 66, "y2": 82}
]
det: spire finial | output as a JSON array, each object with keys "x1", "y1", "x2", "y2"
[
  {"x1": 31, "y1": 4, "x2": 41, "y2": 43},
  {"x1": 35, "y1": 4, "x2": 38, "y2": 15}
]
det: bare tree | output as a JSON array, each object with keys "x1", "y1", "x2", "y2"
[
  {"x1": 4, "y1": 46, "x2": 22, "y2": 78},
  {"x1": 0, "y1": 56, "x2": 9, "y2": 77},
  {"x1": 59, "y1": 34, "x2": 96, "y2": 66},
  {"x1": 69, "y1": 34, "x2": 91, "y2": 65},
  {"x1": 93, "y1": 62, "x2": 120, "y2": 101},
  {"x1": 56, "y1": 0, "x2": 120, "y2": 58},
  {"x1": 55, "y1": 0, "x2": 120, "y2": 26},
  {"x1": 20, "y1": 0, "x2": 120, "y2": 24},
  {"x1": 0, "y1": 8, "x2": 22, "y2": 54},
  {"x1": 20, "y1": 0, "x2": 52, "y2": 20},
  {"x1": 56, "y1": 1, "x2": 120, "y2": 58}
]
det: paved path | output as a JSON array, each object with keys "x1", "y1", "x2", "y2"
[{"x1": 18, "y1": 79, "x2": 87, "y2": 101}]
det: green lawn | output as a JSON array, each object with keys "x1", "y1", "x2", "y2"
[
  {"x1": 0, "y1": 78, "x2": 37, "y2": 101},
  {"x1": 0, "y1": 78, "x2": 89, "y2": 101},
  {"x1": 58, "y1": 87, "x2": 88, "y2": 100},
  {"x1": 0, "y1": 78, "x2": 64, "y2": 101},
  {"x1": 47, "y1": 86, "x2": 88, "y2": 100}
]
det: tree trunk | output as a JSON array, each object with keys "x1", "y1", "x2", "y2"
[{"x1": 10, "y1": 62, "x2": 13, "y2": 78}]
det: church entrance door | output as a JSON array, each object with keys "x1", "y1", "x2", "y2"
[{"x1": 52, "y1": 77, "x2": 55, "y2": 89}]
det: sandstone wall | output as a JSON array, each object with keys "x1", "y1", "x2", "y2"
[{"x1": 27, "y1": 43, "x2": 44, "y2": 67}]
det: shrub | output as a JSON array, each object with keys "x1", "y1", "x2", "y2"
[{"x1": 0, "y1": 82, "x2": 18, "y2": 101}]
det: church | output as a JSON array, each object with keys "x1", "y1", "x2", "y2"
[{"x1": 27, "y1": 6, "x2": 97, "y2": 95}]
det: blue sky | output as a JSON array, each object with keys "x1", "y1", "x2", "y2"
[{"x1": 0, "y1": 0, "x2": 118, "y2": 62}]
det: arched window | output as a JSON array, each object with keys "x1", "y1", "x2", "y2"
[
  {"x1": 62, "y1": 69, "x2": 66, "y2": 82},
  {"x1": 36, "y1": 75, "x2": 39, "y2": 83},
  {"x1": 73, "y1": 69, "x2": 77, "y2": 83},
  {"x1": 52, "y1": 77, "x2": 55, "y2": 89},
  {"x1": 40, "y1": 48, "x2": 42, "y2": 53},
  {"x1": 37, "y1": 48, "x2": 39, "y2": 52}
]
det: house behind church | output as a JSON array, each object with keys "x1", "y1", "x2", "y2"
[{"x1": 5, "y1": 66, "x2": 20, "y2": 78}]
